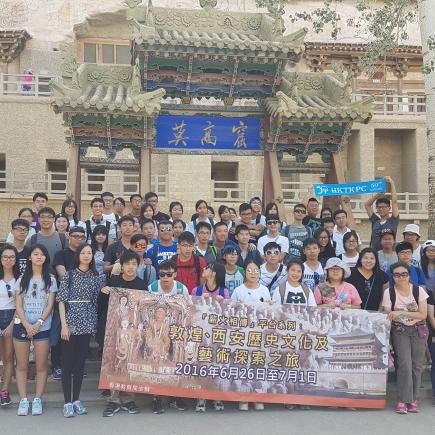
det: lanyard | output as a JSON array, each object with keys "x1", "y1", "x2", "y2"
[{"x1": 363, "y1": 274, "x2": 375, "y2": 310}]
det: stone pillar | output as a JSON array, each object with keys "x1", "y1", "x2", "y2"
[
  {"x1": 66, "y1": 143, "x2": 81, "y2": 209},
  {"x1": 140, "y1": 148, "x2": 151, "y2": 195},
  {"x1": 402, "y1": 128, "x2": 428, "y2": 193},
  {"x1": 263, "y1": 151, "x2": 284, "y2": 216}
]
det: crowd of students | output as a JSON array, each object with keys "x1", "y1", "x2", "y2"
[{"x1": 0, "y1": 175, "x2": 434, "y2": 418}]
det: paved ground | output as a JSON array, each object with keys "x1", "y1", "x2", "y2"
[{"x1": 1, "y1": 393, "x2": 434, "y2": 435}]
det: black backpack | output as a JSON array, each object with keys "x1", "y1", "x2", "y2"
[{"x1": 389, "y1": 285, "x2": 420, "y2": 311}]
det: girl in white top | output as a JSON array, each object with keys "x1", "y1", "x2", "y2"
[
  {"x1": 188, "y1": 200, "x2": 216, "y2": 240},
  {"x1": 339, "y1": 231, "x2": 360, "y2": 268},
  {"x1": 273, "y1": 260, "x2": 317, "y2": 307},
  {"x1": 62, "y1": 199, "x2": 86, "y2": 232}
]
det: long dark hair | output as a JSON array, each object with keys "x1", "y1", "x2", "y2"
[
  {"x1": 20, "y1": 244, "x2": 52, "y2": 294},
  {"x1": 61, "y1": 199, "x2": 79, "y2": 225},
  {"x1": 0, "y1": 244, "x2": 20, "y2": 280},
  {"x1": 355, "y1": 247, "x2": 380, "y2": 272},
  {"x1": 265, "y1": 202, "x2": 280, "y2": 218},
  {"x1": 72, "y1": 243, "x2": 97, "y2": 274},
  {"x1": 91, "y1": 224, "x2": 109, "y2": 253},
  {"x1": 343, "y1": 230, "x2": 359, "y2": 253},
  {"x1": 313, "y1": 228, "x2": 335, "y2": 258},
  {"x1": 207, "y1": 262, "x2": 226, "y2": 289},
  {"x1": 140, "y1": 202, "x2": 155, "y2": 225},
  {"x1": 420, "y1": 248, "x2": 435, "y2": 279}
]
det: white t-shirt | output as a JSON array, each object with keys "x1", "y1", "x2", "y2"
[
  {"x1": 272, "y1": 282, "x2": 317, "y2": 306},
  {"x1": 302, "y1": 262, "x2": 325, "y2": 292},
  {"x1": 231, "y1": 284, "x2": 271, "y2": 304},
  {"x1": 257, "y1": 234, "x2": 289, "y2": 256},
  {"x1": 411, "y1": 245, "x2": 422, "y2": 268},
  {"x1": 250, "y1": 215, "x2": 266, "y2": 226},
  {"x1": 69, "y1": 219, "x2": 86, "y2": 232},
  {"x1": 259, "y1": 263, "x2": 287, "y2": 294},
  {"x1": 0, "y1": 278, "x2": 16, "y2": 310},
  {"x1": 340, "y1": 253, "x2": 359, "y2": 268},
  {"x1": 332, "y1": 226, "x2": 362, "y2": 256},
  {"x1": 103, "y1": 212, "x2": 117, "y2": 223}
]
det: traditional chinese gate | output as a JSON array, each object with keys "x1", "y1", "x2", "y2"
[{"x1": 51, "y1": 0, "x2": 372, "y2": 215}]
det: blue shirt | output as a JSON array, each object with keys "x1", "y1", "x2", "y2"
[
  {"x1": 387, "y1": 265, "x2": 426, "y2": 287},
  {"x1": 146, "y1": 241, "x2": 178, "y2": 271}
]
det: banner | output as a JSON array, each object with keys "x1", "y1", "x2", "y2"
[
  {"x1": 155, "y1": 115, "x2": 262, "y2": 155},
  {"x1": 99, "y1": 289, "x2": 391, "y2": 409},
  {"x1": 313, "y1": 179, "x2": 386, "y2": 197}
]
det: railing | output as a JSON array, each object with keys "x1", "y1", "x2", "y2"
[
  {"x1": 0, "y1": 171, "x2": 168, "y2": 198},
  {"x1": 352, "y1": 93, "x2": 426, "y2": 115},
  {"x1": 212, "y1": 180, "x2": 263, "y2": 202},
  {"x1": 0, "y1": 73, "x2": 56, "y2": 97}
]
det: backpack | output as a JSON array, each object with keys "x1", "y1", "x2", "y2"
[
  {"x1": 30, "y1": 232, "x2": 67, "y2": 250},
  {"x1": 149, "y1": 280, "x2": 185, "y2": 294},
  {"x1": 267, "y1": 263, "x2": 284, "y2": 293},
  {"x1": 86, "y1": 220, "x2": 112, "y2": 243},
  {"x1": 278, "y1": 282, "x2": 310, "y2": 305},
  {"x1": 389, "y1": 285, "x2": 420, "y2": 311},
  {"x1": 195, "y1": 284, "x2": 226, "y2": 298},
  {"x1": 173, "y1": 254, "x2": 202, "y2": 286}
]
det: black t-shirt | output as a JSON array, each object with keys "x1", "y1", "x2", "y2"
[
  {"x1": 346, "y1": 268, "x2": 388, "y2": 311},
  {"x1": 53, "y1": 248, "x2": 75, "y2": 272},
  {"x1": 103, "y1": 241, "x2": 130, "y2": 265},
  {"x1": 154, "y1": 211, "x2": 170, "y2": 223},
  {"x1": 107, "y1": 274, "x2": 147, "y2": 291},
  {"x1": 16, "y1": 246, "x2": 30, "y2": 275}
]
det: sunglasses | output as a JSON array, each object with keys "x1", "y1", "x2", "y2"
[
  {"x1": 32, "y1": 282, "x2": 38, "y2": 298},
  {"x1": 5, "y1": 284, "x2": 13, "y2": 299},
  {"x1": 246, "y1": 268, "x2": 260, "y2": 274},
  {"x1": 392, "y1": 272, "x2": 409, "y2": 278},
  {"x1": 159, "y1": 227, "x2": 172, "y2": 232},
  {"x1": 265, "y1": 250, "x2": 280, "y2": 256},
  {"x1": 294, "y1": 209, "x2": 306, "y2": 214},
  {"x1": 134, "y1": 243, "x2": 147, "y2": 249},
  {"x1": 266, "y1": 220, "x2": 279, "y2": 225},
  {"x1": 159, "y1": 271, "x2": 174, "y2": 278}
]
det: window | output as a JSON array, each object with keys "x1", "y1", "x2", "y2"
[
  {"x1": 46, "y1": 160, "x2": 67, "y2": 194},
  {"x1": 0, "y1": 154, "x2": 5, "y2": 192},
  {"x1": 80, "y1": 40, "x2": 130, "y2": 64},
  {"x1": 84, "y1": 169, "x2": 105, "y2": 195},
  {"x1": 211, "y1": 162, "x2": 239, "y2": 201}
]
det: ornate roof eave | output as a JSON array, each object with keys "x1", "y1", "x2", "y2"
[{"x1": 0, "y1": 30, "x2": 31, "y2": 63}]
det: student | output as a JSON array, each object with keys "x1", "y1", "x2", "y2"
[
  {"x1": 31, "y1": 192, "x2": 48, "y2": 233},
  {"x1": 0, "y1": 244, "x2": 20, "y2": 406},
  {"x1": 192, "y1": 262, "x2": 229, "y2": 412},
  {"x1": 302, "y1": 197, "x2": 322, "y2": 233},
  {"x1": 218, "y1": 205, "x2": 234, "y2": 229},
  {"x1": 313, "y1": 228, "x2": 336, "y2": 268},
  {"x1": 320, "y1": 207, "x2": 333, "y2": 219},
  {"x1": 13, "y1": 244, "x2": 57, "y2": 416},
  {"x1": 249, "y1": 196, "x2": 266, "y2": 226},
  {"x1": 101, "y1": 192, "x2": 117, "y2": 223},
  {"x1": 172, "y1": 219, "x2": 186, "y2": 242},
  {"x1": 194, "y1": 222, "x2": 213, "y2": 257},
  {"x1": 147, "y1": 259, "x2": 189, "y2": 414},
  {"x1": 264, "y1": 202, "x2": 287, "y2": 230},
  {"x1": 234, "y1": 224, "x2": 263, "y2": 268},
  {"x1": 257, "y1": 215, "x2": 289, "y2": 260},
  {"x1": 128, "y1": 233, "x2": 156, "y2": 284},
  {"x1": 386, "y1": 242, "x2": 425, "y2": 287},
  {"x1": 207, "y1": 206, "x2": 215, "y2": 220},
  {"x1": 6, "y1": 208, "x2": 36, "y2": 243},
  {"x1": 321, "y1": 217, "x2": 335, "y2": 237},
  {"x1": 282, "y1": 204, "x2": 312, "y2": 263},
  {"x1": 54, "y1": 213, "x2": 70, "y2": 236},
  {"x1": 140, "y1": 202, "x2": 156, "y2": 224},
  {"x1": 101, "y1": 251, "x2": 146, "y2": 417},
  {"x1": 228, "y1": 207, "x2": 237, "y2": 224},
  {"x1": 273, "y1": 259, "x2": 316, "y2": 306},
  {"x1": 188, "y1": 200, "x2": 216, "y2": 238},
  {"x1": 402, "y1": 224, "x2": 422, "y2": 267},
  {"x1": 302, "y1": 238, "x2": 325, "y2": 292},
  {"x1": 202, "y1": 222, "x2": 235, "y2": 263},
  {"x1": 259, "y1": 242, "x2": 287, "y2": 296},
  {"x1": 103, "y1": 215, "x2": 135, "y2": 275},
  {"x1": 62, "y1": 199, "x2": 86, "y2": 232},
  {"x1": 145, "y1": 192, "x2": 170, "y2": 223},
  {"x1": 91, "y1": 225, "x2": 109, "y2": 286},
  {"x1": 222, "y1": 246, "x2": 245, "y2": 297},
  {"x1": 129, "y1": 194, "x2": 143, "y2": 220},
  {"x1": 232, "y1": 260, "x2": 271, "y2": 412},
  {"x1": 236, "y1": 203, "x2": 262, "y2": 243},
  {"x1": 9, "y1": 218, "x2": 31, "y2": 274},
  {"x1": 113, "y1": 197, "x2": 126, "y2": 217},
  {"x1": 85, "y1": 198, "x2": 117, "y2": 244},
  {"x1": 314, "y1": 258, "x2": 361, "y2": 309},
  {"x1": 332, "y1": 209, "x2": 362, "y2": 255},
  {"x1": 141, "y1": 217, "x2": 157, "y2": 246},
  {"x1": 346, "y1": 248, "x2": 389, "y2": 311},
  {"x1": 58, "y1": 244, "x2": 101, "y2": 418},
  {"x1": 377, "y1": 229, "x2": 398, "y2": 273},
  {"x1": 174, "y1": 231, "x2": 206, "y2": 294},
  {"x1": 169, "y1": 201, "x2": 184, "y2": 221},
  {"x1": 365, "y1": 176, "x2": 399, "y2": 251},
  {"x1": 146, "y1": 221, "x2": 178, "y2": 271},
  {"x1": 338, "y1": 231, "x2": 360, "y2": 268},
  {"x1": 381, "y1": 262, "x2": 428, "y2": 414}
]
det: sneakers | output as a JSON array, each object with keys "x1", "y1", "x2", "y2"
[
  {"x1": 32, "y1": 398, "x2": 43, "y2": 416},
  {"x1": 103, "y1": 402, "x2": 121, "y2": 417},
  {"x1": 407, "y1": 401, "x2": 419, "y2": 413},
  {"x1": 52, "y1": 367, "x2": 62, "y2": 381},
  {"x1": 122, "y1": 401, "x2": 140, "y2": 414},
  {"x1": 395, "y1": 402, "x2": 407, "y2": 414},
  {"x1": 152, "y1": 396, "x2": 164, "y2": 414},
  {"x1": 239, "y1": 402, "x2": 249, "y2": 411},
  {"x1": 169, "y1": 398, "x2": 187, "y2": 411},
  {"x1": 195, "y1": 399, "x2": 206, "y2": 412},
  {"x1": 63, "y1": 403, "x2": 75, "y2": 418},
  {"x1": 254, "y1": 402, "x2": 264, "y2": 411},
  {"x1": 213, "y1": 400, "x2": 224, "y2": 411},
  {"x1": 17, "y1": 398, "x2": 29, "y2": 416},
  {"x1": 0, "y1": 390, "x2": 11, "y2": 406},
  {"x1": 73, "y1": 400, "x2": 88, "y2": 415}
]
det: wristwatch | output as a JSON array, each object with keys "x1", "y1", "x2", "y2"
[{"x1": 37, "y1": 318, "x2": 44, "y2": 326}]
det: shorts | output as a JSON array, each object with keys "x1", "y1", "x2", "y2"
[
  {"x1": 13, "y1": 323, "x2": 50, "y2": 342},
  {"x1": 0, "y1": 309, "x2": 15, "y2": 330}
]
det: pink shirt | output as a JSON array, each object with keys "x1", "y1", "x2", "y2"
[{"x1": 314, "y1": 282, "x2": 362, "y2": 307}]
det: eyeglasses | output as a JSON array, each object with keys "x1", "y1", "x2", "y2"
[
  {"x1": 265, "y1": 250, "x2": 280, "y2": 256},
  {"x1": 70, "y1": 234, "x2": 86, "y2": 240},
  {"x1": 266, "y1": 220, "x2": 279, "y2": 225},
  {"x1": 5, "y1": 284, "x2": 13, "y2": 299},
  {"x1": 1, "y1": 255, "x2": 16, "y2": 261},
  {"x1": 32, "y1": 282, "x2": 38, "y2": 298},
  {"x1": 159, "y1": 271, "x2": 174, "y2": 278},
  {"x1": 12, "y1": 226, "x2": 29, "y2": 232},
  {"x1": 398, "y1": 250, "x2": 412, "y2": 255},
  {"x1": 159, "y1": 227, "x2": 172, "y2": 232},
  {"x1": 319, "y1": 236, "x2": 329, "y2": 240},
  {"x1": 134, "y1": 243, "x2": 147, "y2": 249},
  {"x1": 294, "y1": 209, "x2": 306, "y2": 214},
  {"x1": 246, "y1": 268, "x2": 260, "y2": 274},
  {"x1": 392, "y1": 272, "x2": 409, "y2": 278},
  {"x1": 179, "y1": 243, "x2": 194, "y2": 248}
]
